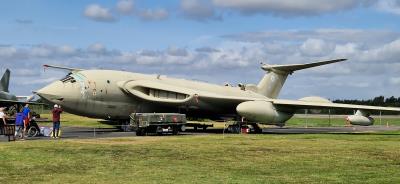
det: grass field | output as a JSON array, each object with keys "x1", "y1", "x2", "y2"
[
  {"x1": 1, "y1": 133, "x2": 400, "y2": 184},
  {"x1": 286, "y1": 117, "x2": 400, "y2": 127},
  {"x1": 2, "y1": 113, "x2": 400, "y2": 183}
]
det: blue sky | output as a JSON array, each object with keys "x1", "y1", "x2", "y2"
[{"x1": 1, "y1": 0, "x2": 400, "y2": 100}]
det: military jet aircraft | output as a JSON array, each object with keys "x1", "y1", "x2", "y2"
[
  {"x1": 36, "y1": 59, "x2": 400, "y2": 127},
  {"x1": 0, "y1": 69, "x2": 40, "y2": 109},
  {"x1": 0, "y1": 69, "x2": 17, "y2": 103}
]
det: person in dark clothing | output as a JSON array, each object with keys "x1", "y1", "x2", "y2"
[{"x1": 52, "y1": 104, "x2": 63, "y2": 138}]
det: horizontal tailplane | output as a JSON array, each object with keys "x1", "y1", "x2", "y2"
[
  {"x1": 261, "y1": 59, "x2": 346, "y2": 74},
  {"x1": 257, "y1": 59, "x2": 346, "y2": 98}
]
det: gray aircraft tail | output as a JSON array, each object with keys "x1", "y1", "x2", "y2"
[
  {"x1": 0, "y1": 69, "x2": 10, "y2": 92},
  {"x1": 256, "y1": 59, "x2": 346, "y2": 99}
]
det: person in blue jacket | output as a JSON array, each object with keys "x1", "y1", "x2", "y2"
[
  {"x1": 22, "y1": 104, "x2": 30, "y2": 137},
  {"x1": 14, "y1": 111, "x2": 25, "y2": 140}
]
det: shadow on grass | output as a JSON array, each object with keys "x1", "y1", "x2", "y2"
[{"x1": 97, "y1": 120, "x2": 120, "y2": 126}]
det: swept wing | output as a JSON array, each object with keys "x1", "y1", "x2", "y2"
[{"x1": 272, "y1": 99, "x2": 400, "y2": 112}]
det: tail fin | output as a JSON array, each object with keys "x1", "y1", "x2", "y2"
[
  {"x1": 0, "y1": 69, "x2": 10, "y2": 92},
  {"x1": 257, "y1": 59, "x2": 346, "y2": 98}
]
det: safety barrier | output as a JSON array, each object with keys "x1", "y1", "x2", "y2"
[{"x1": 3, "y1": 124, "x2": 15, "y2": 141}]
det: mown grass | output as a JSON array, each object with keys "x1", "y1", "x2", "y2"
[
  {"x1": 1, "y1": 133, "x2": 400, "y2": 184},
  {"x1": 286, "y1": 117, "x2": 400, "y2": 127}
]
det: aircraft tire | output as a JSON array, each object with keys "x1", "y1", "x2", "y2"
[{"x1": 172, "y1": 126, "x2": 179, "y2": 135}]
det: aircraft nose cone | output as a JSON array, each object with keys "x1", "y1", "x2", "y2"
[{"x1": 36, "y1": 81, "x2": 65, "y2": 103}]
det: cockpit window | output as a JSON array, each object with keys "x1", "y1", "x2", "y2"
[{"x1": 60, "y1": 73, "x2": 76, "y2": 83}]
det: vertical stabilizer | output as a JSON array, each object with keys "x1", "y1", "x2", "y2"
[
  {"x1": 256, "y1": 59, "x2": 346, "y2": 99},
  {"x1": 257, "y1": 71, "x2": 288, "y2": 99},
  {"x1": 0, "y1": 69, "x2": 10, "y2": 92}
]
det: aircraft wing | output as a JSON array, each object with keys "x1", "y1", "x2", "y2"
[
  {"x1": 272, "y1": 99, "x2": 400, "y2": 112},
  {"x1": 0, "y1": 99, "x2": 45, "y2": 105}
]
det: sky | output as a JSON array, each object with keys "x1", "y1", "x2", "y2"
[{"x1": 1, "y1": 0, "x2": 400, "y2": 100}]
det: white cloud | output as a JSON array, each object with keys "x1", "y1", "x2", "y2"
[
  {"x1": 84, "y1": 1, "x2": 170, "y2": 22},
  {"x1": 300, "y1": 39, "x2": 335, "y2": 57},
  {"x1": 15, "y1": 19, "x2": 33, "y2": 24},
  {"x1": 137, "y1": 8, "x2": 169, "y2": 21},
  {"x1": 377, "y1": 0, "x2": 400, "y2": 15},
  {"x1": 178, "y1": 0, "x2": 379, "y2": 20},
  {"x1": 167, "y1": 46, "x2": 188, "y2": 56},
  {"x1": 212, "y1": 0, "x2": 375, "y2": 17},
  {"x1": 333, "y1": 43, "x2": 360, "y2": 56},
  {"x1": 30, "y1": 46, "x2": 52, "y2": 57},
  {"x1": 12, "y1": 69, "x2": 40, "y2": 77},
  {"x1": 87, "y1": 43, "x2": 107, "y2": 54},
  {"x1": 195, "y1": 47, "x2": 220, "y2": 53},
  {"x1": 84, "y1": 4, "x2": 115, "y2": 22},
  {"x1": 3, "y1": 29, "x2": 400, "y2": 98},
  {"x1": 17, "y1": 77, "x2": 60, "y2": 85},
  {"x1": 180, "y1": 0, "x2": 221, "y2": 21},
  {"x1": 116, "y1": 0, "x2": 134, "y2": 15},
  {"x1": 0, "y1": 46, "x2": 17, "y2": 57},
  {"x1": 358, "y1": 39, "x2": 400, "y2": 63},
  {"x1": 390, "y1": 77, "x2": 400, "y2": 85},
  {"x1": 222, "y1": 29, "x2": 400, "y2": 44},
  {"x1": 57, "y1": 45, "x2": 76, "y2": 55}
]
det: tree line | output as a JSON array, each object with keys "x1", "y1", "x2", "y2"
[{"x1": 332, "y1": 96, "x2": 400, "y2": 115}]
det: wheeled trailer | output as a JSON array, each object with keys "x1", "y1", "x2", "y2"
[{"x1": 130, "y1": 113, "x2": 186, "y2": 136}]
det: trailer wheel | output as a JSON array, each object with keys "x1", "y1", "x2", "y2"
[
  {"x1": 172, "y1": 127, "x2": 179, "y2": 135},
  {"x1": 136, "y1": 128, "x2": 146, "y2": 136},
  {"x1": 156, "y1": 126, "x2": 163, "y2": 136}
]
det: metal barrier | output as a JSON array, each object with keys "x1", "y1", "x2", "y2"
[{"x1": 3, "y1": 124, "x2": 15, "y2": 141}]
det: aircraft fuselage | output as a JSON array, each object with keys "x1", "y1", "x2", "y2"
[{"x1": 37, "y1": 70, "x2": 268, "y2": 120}]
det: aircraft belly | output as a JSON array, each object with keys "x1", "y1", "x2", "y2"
[{"x1": 63, "y1": 99, "x2": 137, "y2": 119}]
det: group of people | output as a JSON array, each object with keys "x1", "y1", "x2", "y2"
[
  {"x1": 0, "y1": 104, "x2": 63, "y2": 140},
  {"x1": 14, "y1": 104, "x2": 31, "y2": 140}
]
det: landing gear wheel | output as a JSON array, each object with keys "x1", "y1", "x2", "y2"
[
  {"x1": 156, "y1": 126, "x2": 163, "y2": 136},
  {"x1": 172, "y1": 127, "x2": 179, "y2": 135},
  {"x1": 250, "y1": 123, "x2": 262, "y2": 134},
  {"x1": 227, "y1": 124, "x2": 241, "y2": 133}
]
